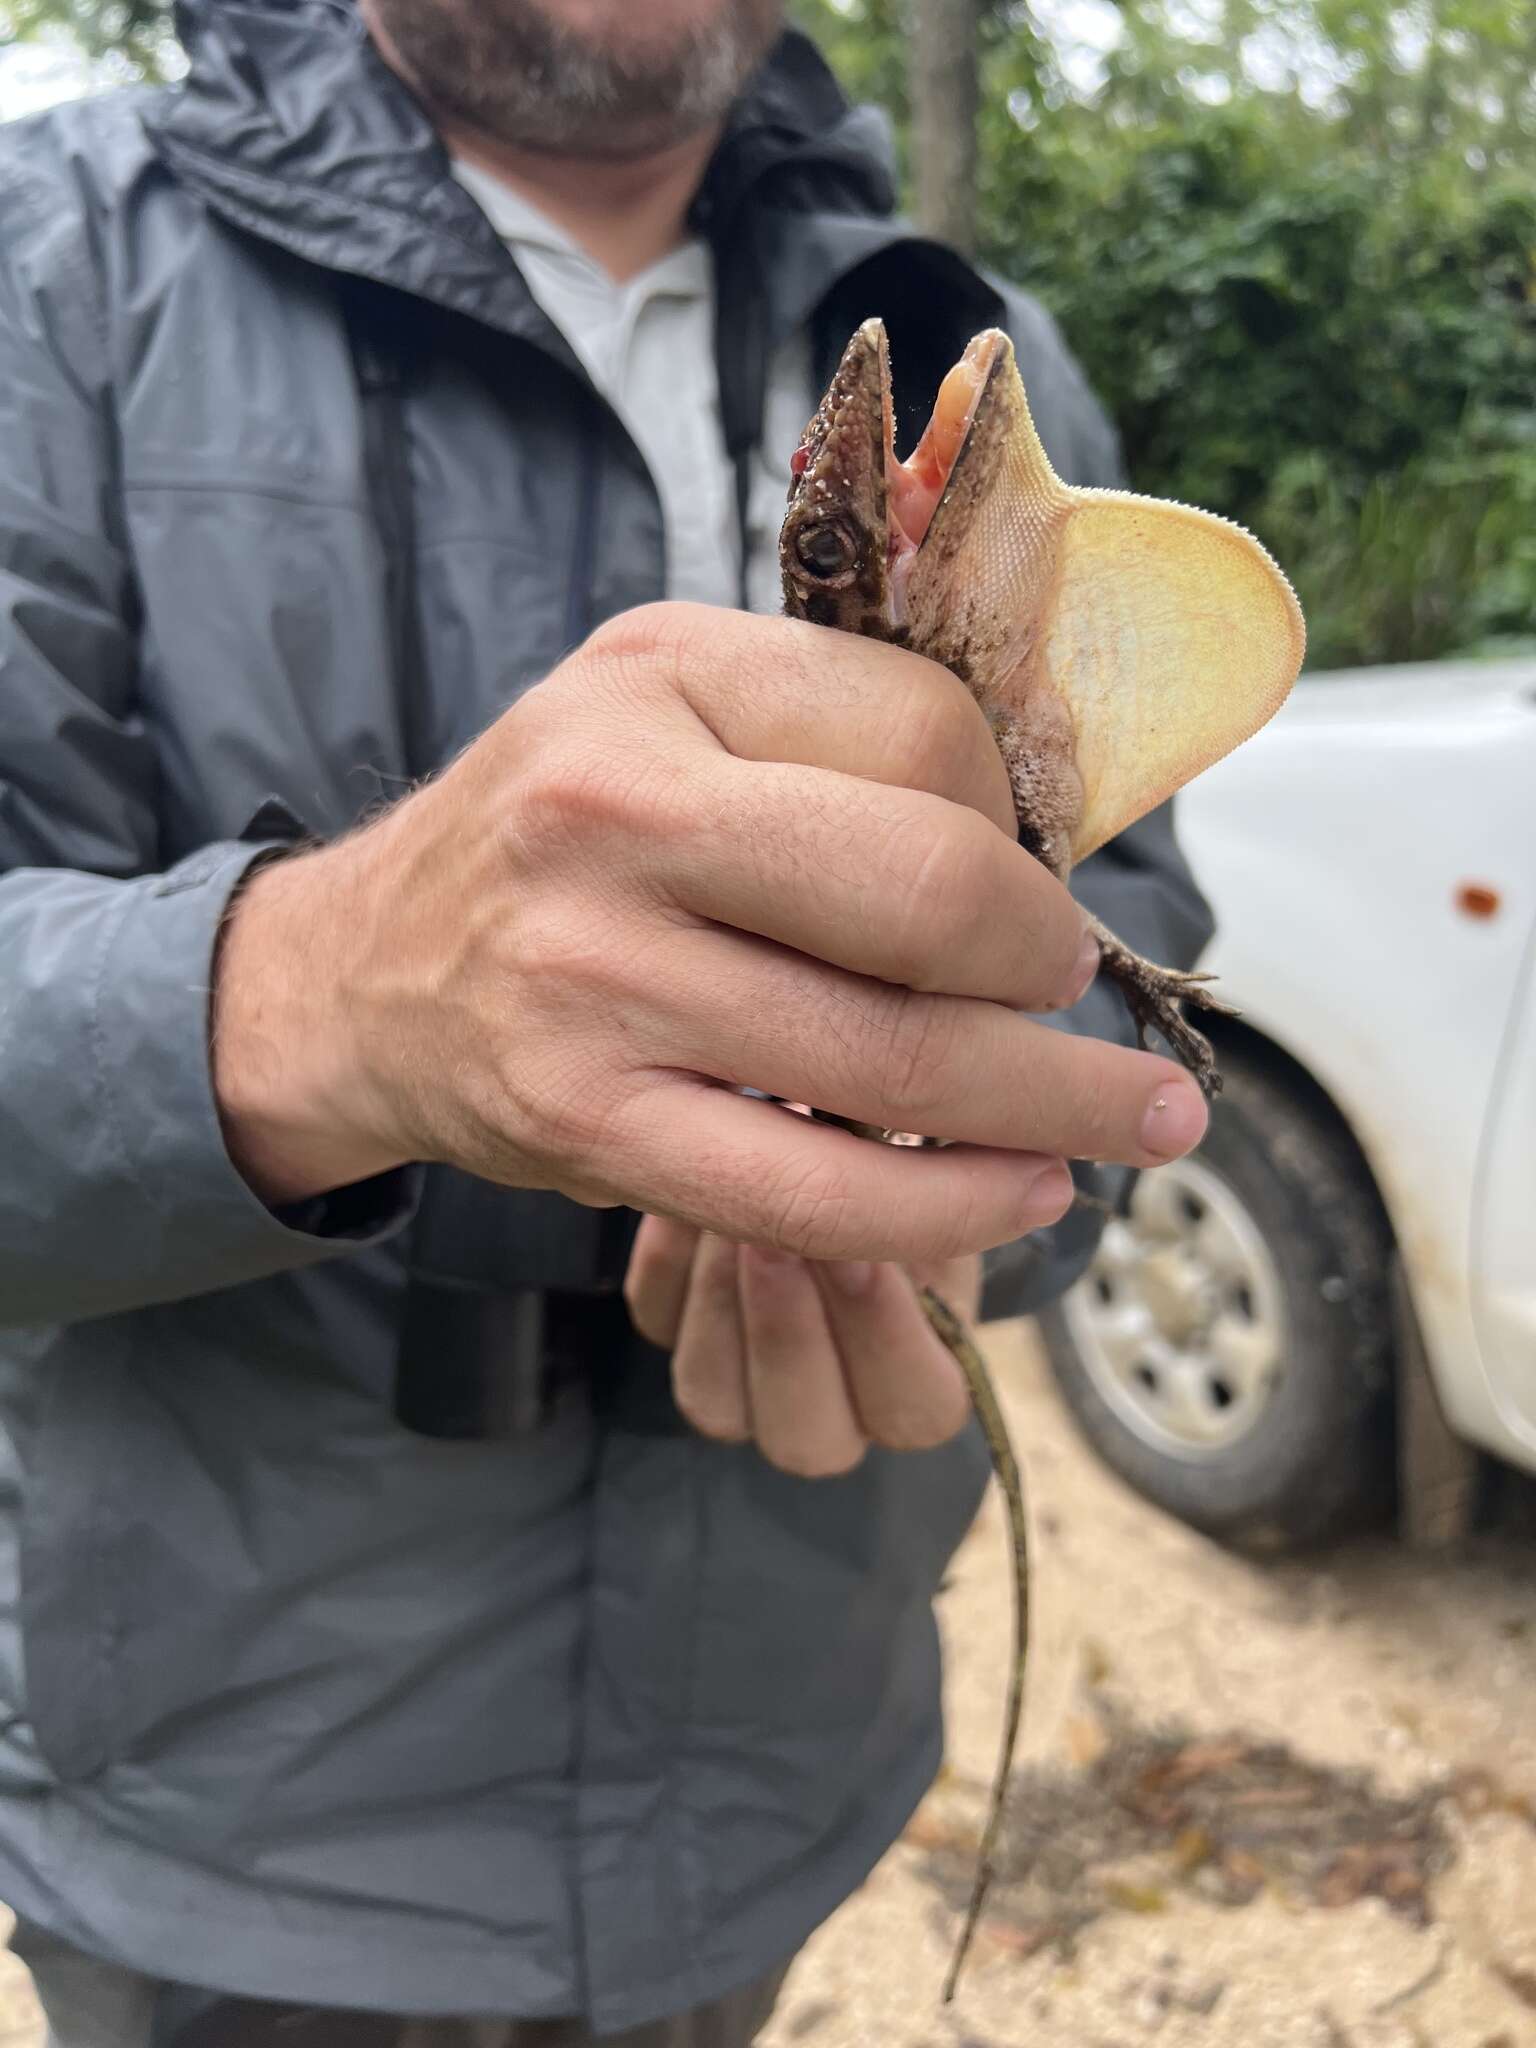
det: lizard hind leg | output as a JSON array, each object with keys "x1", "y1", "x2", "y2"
[
  {"x1": 987, "y1": 710, "x2": 1236, "y2": 1098},
  {"x1": 1091, "y1": 920, "x2": 1237, "y2": 1099}
]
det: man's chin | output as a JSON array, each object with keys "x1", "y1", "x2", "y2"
[
  {"x1": 475, "y1": 111, "x2": 726, "y2": 162},
  {"x1": 363, "y1": 0, "x2": 782, "y2": 161}
]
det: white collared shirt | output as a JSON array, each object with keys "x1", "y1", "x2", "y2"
[{"x1": 451, "y1": 157, "x2": 809, "y2": 617}]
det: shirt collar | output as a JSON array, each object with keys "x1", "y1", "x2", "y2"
[{"x1": 449, "y1": 157, "x2": 712, "y2": 305}]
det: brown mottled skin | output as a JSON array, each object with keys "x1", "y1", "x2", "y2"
[
  {"x1": 777, "y1": 320, "x2": 1267, "y2": 2003},
  {"x1": 781, "y1": 319, "x2": 1241, "y2": 1084},
  {"x1": 779, "y1": 324, "x2": 1045, "y2": 2004}
]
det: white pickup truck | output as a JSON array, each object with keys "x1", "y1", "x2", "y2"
[{"x1": 1038, "y1": 657, "x2": 1536, "y2": 1549}]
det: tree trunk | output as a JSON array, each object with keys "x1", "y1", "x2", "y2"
[{"x1": 912, "y1": 0, "x2": 982, "y2": 258}]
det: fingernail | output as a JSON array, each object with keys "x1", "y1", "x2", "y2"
[
  {"x1": 1045, "y1": 928, "x2": 1102, "y2": 1012},
  {"x1": 825, "y1": 1261, "x2": 876, "y2": 1297},
  {"x1": 1140, "y1": 1080, "x2": 1209, "y2": 1161},
  {"x1": 746, "y1": 1243, "x2": 792, "y2": 1267},
  {"x1": 1018, "y1": 1158, "x2": 1074, "y2": 1226}
]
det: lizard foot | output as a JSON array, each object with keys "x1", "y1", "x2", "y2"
[{"x1": 1091, "y1": 920, "x2": 1237, "y2": 1099}]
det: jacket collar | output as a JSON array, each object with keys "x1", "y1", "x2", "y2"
[
  {"x1": 144, "y1": 0, "x2": 896, "y2": 340},
  {"x1": 142, "y1": 0, "x2": 1004, "y2": 458},
  {"x1": 143, "y1": 0, "x2": 564, "y2": 357}
]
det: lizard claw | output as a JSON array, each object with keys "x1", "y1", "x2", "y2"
[{"x1": 1090, "y1": 921, "x2": 1237, "y2": 1099}]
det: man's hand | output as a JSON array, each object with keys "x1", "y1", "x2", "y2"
[
  {"x1": 213, "y1": 602, "x2": 1207, "y2": 1265},
  {"x1": 626, "y1": 1213, "x2": 980, "y2": 1476}
]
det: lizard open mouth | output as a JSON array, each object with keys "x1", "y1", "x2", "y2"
[
  {"x1": 885, "y1": 331, "x2": 1003, "y2": 608},
  {"x1": 781, "y1": 320, "x2": 1006, "y2": 626}
]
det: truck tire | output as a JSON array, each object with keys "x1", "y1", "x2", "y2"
[{"x1": 1037, "y1": 1042, "x2": 1396, "y2": 1550}]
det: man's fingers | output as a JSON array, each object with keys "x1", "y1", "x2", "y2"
[
  {"x1": 609, "y1": 1083, "x2": 1074, "y2": 1265},
  {"x1": 738, "y1": 1246, "x2": 868, "y2": 1478},
  {"x1": 670, "y1": 1232, "x2": 752, "y2": 1442},
  {"x1": 650, "y1": 761, "x2": 1096, "y2": 1016},
  {"x1": 906, "y1": 1251, "x2": 985, "y2": 1321},
  {"x1": 602, "y1": 604, "x2": 1019, "y2": 839},
  {"x1": 816, "y1": 1262, "x2": 972, "y2": 1452},
  {"x1": 640, "y1": 928, "x2": 1208, "y2": 1174},
  {"x1": 624, "y1": 1212, "x2": 700, "y2": 1347}
]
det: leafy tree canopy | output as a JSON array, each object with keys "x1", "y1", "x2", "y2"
[
  {"x1": 2, "y1": 0, "x2": 173, "y2": 80},
  {"x1": 5, "y1": 0, "x2": 1531, "y2": 665},
  {"x1": 802, "y1": 0, "x2": 1536, "y2": 668}
]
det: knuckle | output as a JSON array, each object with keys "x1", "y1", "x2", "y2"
[
  {"x1": 774, "y1": 613, "x2": 856, "y2": 707},
  {"x1": 584, "y1": 601, "x2": 678, "y2": 673},
  {"x1": 888, "y1": 667, "x2": 1015, "y2": 833},
  {"x1": 874, "y1": 994, "x2": 961, "y2": 1127},
  {"x1": 759, "y1": 1155, "x2": 860, "y2": 1261},
  {"x1": 892, "y1": 819, "x2": 996, "y2": 991},
  {"x1": 1029, "y1": 891, "x2": 1091, "y2": 1001},
  {"x1": 1061, "y1": 1048, "x2": 1120, "y2": 1156},
  {"x1": 899, "y1": 672, "x2": 992, "y2": 795},
  {"x1": 882, "y1": 830, "x2": 957, "y2": 983},
  {"x1": 507, "y1": 1049, "x2": 624, "y2": 1165},
  {"x1": 508, "y1": 908, "x2": 625, "y2": 1012},
  {"x1": 916, "y1": 1177, "x2": 1001, "y2": 1262},
  {"x1": 882, "y1": 814, "x2": 1061, "y2": 1007},
  {"x1": 586, "y1": 600, "x2": 761, "y2": 708},
  {"x1": 516, "y1": 748, "x2": 649, "y2": 851}
]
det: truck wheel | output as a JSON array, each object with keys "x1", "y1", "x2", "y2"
[{"x1": 1037, "y1": 1044, "x2": 1396, "y2": 1550}]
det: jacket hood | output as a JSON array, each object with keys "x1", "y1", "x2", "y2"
[
  {"x1": 146, "y1": 0, "x2": 895, "y2": 311},
  {"x1": 143, "y1": 0, "x2": 1000, "y2": 495},
  {"x1": 143, "y1": 0, "x2": 941, "y2": 467}
]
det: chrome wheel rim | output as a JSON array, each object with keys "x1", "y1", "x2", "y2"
[{"x1": 1062, "y1": 1156, "x2": 1287, "y2": 1460}]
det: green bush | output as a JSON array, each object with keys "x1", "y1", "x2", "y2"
[
  {"x1": 797, "y1": 0, "x2": 1536, "y2": 670},
  {"x1": 986, "y1": 111, "x2": 1536, "y2": 666},
  {"x1": 9, "y1": 0, "x2": 1534, "y2": 668}
]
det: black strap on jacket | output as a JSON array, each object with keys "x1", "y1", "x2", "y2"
[
  {"x1": 337, "y1": 275, "x2": 683, "y2": 1438},
  {"x1": 339, "y1": 277, "x2": 435, "y2": 786}
]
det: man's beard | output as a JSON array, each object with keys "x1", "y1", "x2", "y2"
[{"x1": 366, "y1": 0, "x2": 784, "y2": 159}]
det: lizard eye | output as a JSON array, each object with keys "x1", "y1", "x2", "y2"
[{"x1": 794, "y1": 520, "x2": 859, "y2": 581}]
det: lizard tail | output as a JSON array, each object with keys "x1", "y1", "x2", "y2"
[{"x1": 917, "y1": 1286, "x2": 1030, "y2": 2005}]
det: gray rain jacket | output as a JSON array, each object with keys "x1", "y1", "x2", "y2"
[{"x1": 0, "y1": 3, "x2": 1214, "y2": 2029}]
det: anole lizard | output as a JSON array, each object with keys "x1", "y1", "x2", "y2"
[{"x1": 778, "y1": 320, "x2": 1305, "y2": 1999}]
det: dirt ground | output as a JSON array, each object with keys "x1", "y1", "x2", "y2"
[
  {"x1": 7, "y1": 1319, "x2": 1536, "y2": 2046},
  {"x1": 761, "y1": 1322, "x2": 1536, "y2": 2048}
]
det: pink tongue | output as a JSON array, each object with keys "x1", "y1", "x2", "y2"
[
  {"x1": 888, "y1": 463, "x2": 941, "y2": 550},
  {"x1": 888, "y1": 346, "x2": 991, "y2": 550}
]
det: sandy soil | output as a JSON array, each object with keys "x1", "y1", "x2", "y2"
[
  {"x1": 761, "y1": 1321, "x2": 1536, "y2": 2048},
  {"x1": 7, "y1": 1319, "x2": 1536, "y2": 2046}
]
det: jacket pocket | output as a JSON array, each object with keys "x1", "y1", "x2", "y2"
[{"x1": 685, "y1": 1422, "x2": 993, "y2": 1740}]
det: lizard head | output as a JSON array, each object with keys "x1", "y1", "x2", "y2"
[
  {"x1": 780, "y1": 317, "x2": 1009, "y2": 640},
  {"x1": 782, "y1": 318, "x2": 1306, "y2": 870},
  {"x1": 780, "y1": 318, "x2": 895, "y2": 634}
]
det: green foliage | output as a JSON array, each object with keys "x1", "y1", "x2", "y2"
[
  {"x1": 1, "y1": 0, "x2": 172, "y2": 79},
  {"x1": 990, "y1": 102, "x2": 1536, "y2": 666},
  {"x1": 793, "y1": 0, "x2": 913, "y2": 129},
  {"x1": 795, "y1": 0, "x2": 1536, "y2": 670},
  {"x1": 10, "y1": 0, "x2": 1533, "y2": 666}
]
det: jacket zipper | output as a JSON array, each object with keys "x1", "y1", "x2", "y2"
[{"x1": 564, "y1": 406, "x2": 604, "y2": 652}]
